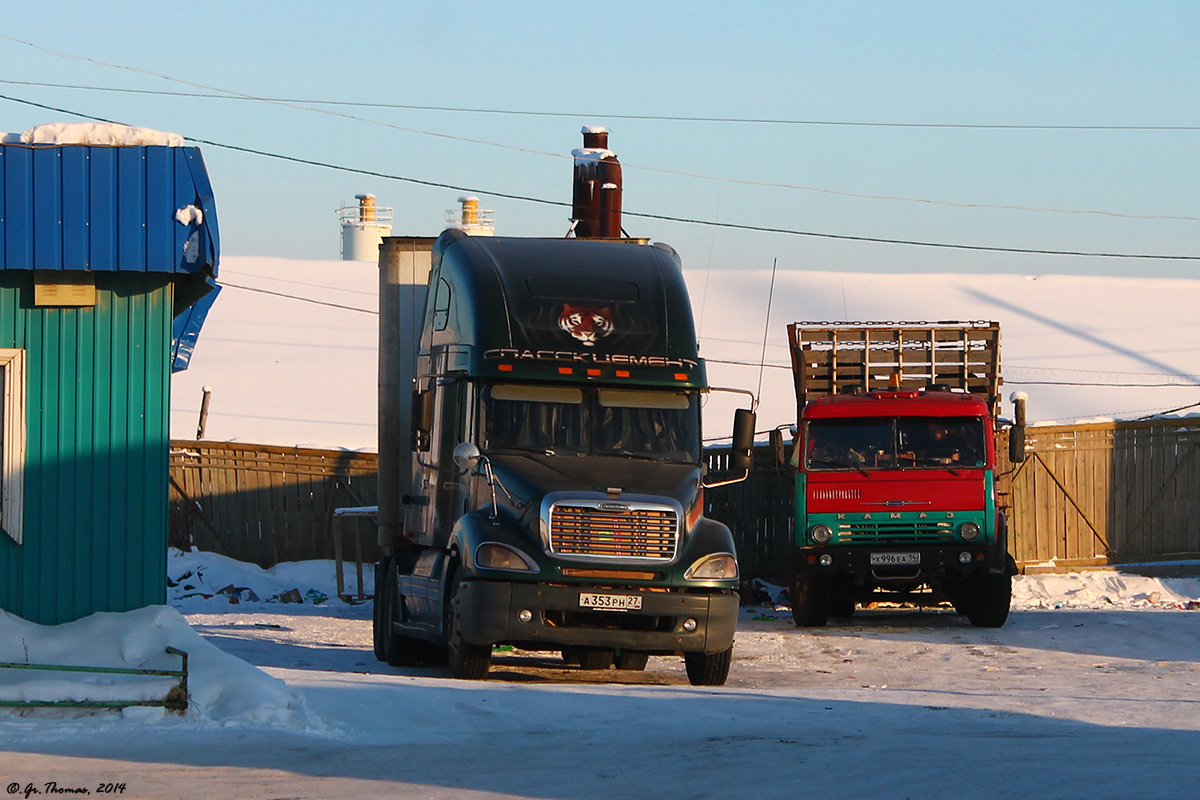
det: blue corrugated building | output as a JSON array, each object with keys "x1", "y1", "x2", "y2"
[{"x1": 0, "y1": 129, "x2": 220, "y2": 624}]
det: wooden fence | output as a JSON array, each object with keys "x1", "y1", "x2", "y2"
[
  {"x1": 169, "y1": 416, "x2": 1200, "y2": 576},
  {"x1": 169, "y1": 441, "x2": 380, "y2": 568},
  {"x1": 1000, "y1": 419, "x2": 1200, "y2": 568}
]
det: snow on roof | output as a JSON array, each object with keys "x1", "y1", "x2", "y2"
[{"x1": 5, "y1": 122, "x2": 185, "y2": 147}]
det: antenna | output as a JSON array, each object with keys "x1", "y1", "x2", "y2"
[{"x1": 755, "y1": 257, "x2": 779, "y2": 411}]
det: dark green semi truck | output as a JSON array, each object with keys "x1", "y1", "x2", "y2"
[{"x1": 372, "y1": 129, "x2": 754, "y2": 685}]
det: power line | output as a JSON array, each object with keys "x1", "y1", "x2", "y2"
[
  {"x1": 4, "y1": 91, "x2": 1200, "y2": 262},
  {"x1": 5, "y1": 78, "x2": 1200, "y2": 131},
  {"x1": 4, "y1": 50, "x2": 1199, "y2": 222},
  {"x1": 218, "y1": 281, "x2": 376, "y2": 314}
]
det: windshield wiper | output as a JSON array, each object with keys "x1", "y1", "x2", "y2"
[
  {"x1": 487, "y1": 446, "x2": 560, "y2": 457},
  {"x1": 808, "y1": 458, "x2": 871, "y2": 478},
  {"x1": 911, "y1": 456, "x2": 964, "y2": 476},
  {"x1": 606, "y1": 449, "x2": 663, "y2": 462}
]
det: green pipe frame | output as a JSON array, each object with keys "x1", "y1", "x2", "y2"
[{"x1": 0, "y1": 647, "x2": 188, "y2": 712}]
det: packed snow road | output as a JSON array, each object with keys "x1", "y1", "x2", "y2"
[
  {"x1": 5, "y1": 605, "x2": 1199, "y2": 800},
  {"x1": 4, "y1": 567, "x2": 1200, "y2": 799}
]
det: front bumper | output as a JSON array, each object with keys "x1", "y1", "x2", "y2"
[
  {"x1": 456, "y1": 580, "x2": 739, "y2": 655},
  {"x1": 794, "y1": 542, "x2": 1008, "y2": 578}
]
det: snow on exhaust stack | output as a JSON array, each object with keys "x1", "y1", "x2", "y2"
[{"x1": 571, "y1": 126, "x2": 622, "y2": 238}]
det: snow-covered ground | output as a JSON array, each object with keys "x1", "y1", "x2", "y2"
[
  {"x1": 170, "y1": 257, "x2": 1200, "y2": 449},
  {"x1": 3, "y1": 551, "x2": 1200, "y2": 799}
]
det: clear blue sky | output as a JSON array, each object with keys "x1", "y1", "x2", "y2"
[{"x1": 3, "y1": 1, "x2": 1199, "y2": 278}]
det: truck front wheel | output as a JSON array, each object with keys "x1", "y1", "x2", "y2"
[
  {"x1": 684, "y1": 647, "x2": 732, "y2": 686},
  {"x1": 445, "y1": 568, "x2": 491, "y2": 679},
  {"x1": 966, "y1": 571, "x2": 1012, "y2": 628},
  {"x1": 790, "y1": 573, "x2": 832, "y2": 627}
]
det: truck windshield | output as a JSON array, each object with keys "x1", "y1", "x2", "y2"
[
  {"x1": 806, "y1": 416, "x2": 986, "y2": 470},
  {"x1": 482, "y1": 384, "x2": 700, "y2": 463}
]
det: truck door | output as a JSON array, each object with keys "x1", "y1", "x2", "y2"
[{"x1": 418, "y1": 377, "x2": 472, "y2": 545}]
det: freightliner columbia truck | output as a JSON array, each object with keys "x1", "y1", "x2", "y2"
[
  {"x1": 783, "y1": 321, "x2": 1026, "y2": 628},
  {"x1": 372, "y1": 129, "x2": 754, "y2": 685}
]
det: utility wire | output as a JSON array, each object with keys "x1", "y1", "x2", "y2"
[
  {"x1": 4, "y1": 91, "x2": 1200, "y2": 262},
  {"x1": 218, "y1": 281, "x2": 376, "y2": 314},
  {"x1": 5, "y1": 77, "x2": 1200, "y2": 131},
  {"x1": 3, "y1": 55, "x2": 1200, "y2": 221}
]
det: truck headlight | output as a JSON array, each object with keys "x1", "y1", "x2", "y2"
[
  {"x1": 810, "y1": 524, "x2": 833, "y2": 545},
  {"x1": 474, "y1": 543, "x2": 540, "y2": 573},
  {"x1": 685, "y1": 553, "x2": 739, "y2": 581},
  {"x1": 958, "y1": 521, "x2": 982, "y2": 542}
]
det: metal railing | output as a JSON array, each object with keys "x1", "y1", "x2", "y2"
[{"x1": 0, "y1": 647, "x2": 188, "y2": 712}]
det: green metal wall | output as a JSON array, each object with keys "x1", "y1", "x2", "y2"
[{"x1": 0, "y1": 270, "x2": 173, "y2": 624}]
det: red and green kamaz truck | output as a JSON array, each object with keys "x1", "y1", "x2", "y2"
[{"x1": 784, "y1": 321, "x2": 1024, "y2": 628}]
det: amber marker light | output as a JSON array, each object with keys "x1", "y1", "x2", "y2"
[
  {"x1": 674, "y1": 373, "x2": 688, "y2": 381},
  {"x1": 616, "y1": 370, "x2": 630, "y2": 378},
  {"x1": 587, "y1": 368, "x2": 601, "y2": 377},
  {"x1": 558, "y1": 367, "x2": 572, "y2": 375},
  {"x1": 498, "y1": 364, "x2": 513, "y2": 372}
]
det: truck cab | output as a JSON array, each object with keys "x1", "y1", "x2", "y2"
[{"x1": 375, "y1": 230, "x2": 750, "y2": 684}]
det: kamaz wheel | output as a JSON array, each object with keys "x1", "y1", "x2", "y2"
[
  {"x1": 966, "y1": 571, "x2": 1012, "y2": 628},
  {"x1": 830, "y1": 595, "x2": 856, "y2": 619},
  {"x1": 685, "y1": 647, "x2": 732, "y2": 686},
  {"x1": 790, "y1": 573, "x2": 832, "y2": 627},
  {"x1": 445, "y1": 567, "x2": 491, "y2": 679}
]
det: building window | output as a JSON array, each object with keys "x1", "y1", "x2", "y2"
[{"x1": 0, "y1": 349, "x2": 26, "y2": 545}]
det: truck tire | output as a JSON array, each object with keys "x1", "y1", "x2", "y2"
[
  {"x1": 379, "y1": 561, "x2": 428, "y2": 667},
  {"x1": 966, "y1": 571, "x2": 1012, "y2": 628},
  {"x1": 615, "y1": 650, "x2": 649, "y2": 671},
  {"x1": 445, "y1": 567, "x2": 491, "y2": 679},
  {"x1": 684, "y1": 647, "x2": 732, "y2": 686},
  {"x1": 830, "y1": 594, "x2": 856, "y2": 619},
  {"x1": 576, "y1": 647, "x2": 615, "y2": 671},
  {"x1": 790, "y1": 573, "x2": 831, "y2": 627},
  {"x1": 372, "y1": 559, "x2": 390, "y2": 661}
]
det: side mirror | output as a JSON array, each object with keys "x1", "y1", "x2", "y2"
[
  {"x1": 730, "y1": 408, "x2": 756, "y2": 473},
  {"x1": 769, "y1": 428, "x2": 786, "y2": 468},
  {"x1": 1008, "y1": 425, "x2": 1026, "y2": 464},
  {"x1": 453, "y1": 442, "x2": 482, "y2": 470},
  {"x1": 1008, "y1": 392, "x2": 1028, "y2": 464},
  {"x1": 412, "y1": 389, "x2": 434, "y2": 434}
]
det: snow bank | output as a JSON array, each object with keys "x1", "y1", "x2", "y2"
[
  {"x1": 0, "y1": 605, "x2": 314, "y2": 727},
  {"x1": 169, "y1": 547, "x2": 372, "y2": 609},
  {"x1": 1012, "y1": 571, "x2": 1200, "y2": 610}
]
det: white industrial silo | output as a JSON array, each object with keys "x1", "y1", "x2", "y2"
[
  {"x1": 337, "y1": 194, "x2": 394, "y2": 260},
  {"x1": 445, "y1": 196, "x2": 495, "y2": 236}
]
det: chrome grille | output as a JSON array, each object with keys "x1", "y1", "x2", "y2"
[
  {"x1": 549, "y1": 503, "x2": 679, "y2": 561},
  {"x1": 837, "y1": 520, "x2": 955, "y2": 545}
]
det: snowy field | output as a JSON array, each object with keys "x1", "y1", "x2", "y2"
[{"x1": 2, "y1": 551, "x2": 1200, "y2": 799}]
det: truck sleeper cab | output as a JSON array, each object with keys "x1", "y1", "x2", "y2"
[{"x1": 375, "y1": 231, "x2": 749, "y2": 685}]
